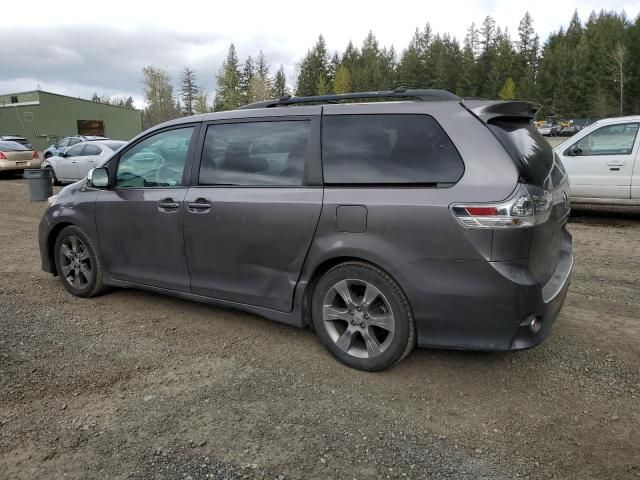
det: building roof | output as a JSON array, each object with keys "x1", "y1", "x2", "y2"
[{"x1": 0, "y1": 89, "x2": 140, "y2": 112}]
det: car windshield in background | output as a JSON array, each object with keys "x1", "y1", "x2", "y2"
[
  {"x1": 105, "y1": 141, "x2": 126, "y2": 151},
  {"x1": 0, "y1": 141, "x2": 29, "y2": 151}
]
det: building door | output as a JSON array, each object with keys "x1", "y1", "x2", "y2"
[{"x1": 77, "y1": 120, "x2": 105, "y2": 136}]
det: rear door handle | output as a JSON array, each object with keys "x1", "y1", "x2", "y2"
[
  {"x1": 607, "y1": 160, "x2": 625, "y2": 166},
  {"x1": 186, "y1": 198, "x2": 211, "y2": 213},
  {"x1": 158, "y1": 198, "x2": 180, "y2": 211}
]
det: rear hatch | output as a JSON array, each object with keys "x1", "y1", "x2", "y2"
[{"x1": 462, "y1": 100, "x2": 571, "y2": 283}]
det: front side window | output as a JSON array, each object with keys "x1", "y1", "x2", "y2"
[
  {"x1": 574, "y1": 123, "x2": 639, "y2": 156},
  {"x1": 116, "y1": 127, "x2": 194, "y2": 188},
  {"x1": 199, "y1": 121, "x2": 310, "y2": 186},
  {"x1": 65, "y1": 144, "x2": 85, "y2": 157},
  {"x1": 322, "y1": 114, "x2": 464, "y2": 184}
]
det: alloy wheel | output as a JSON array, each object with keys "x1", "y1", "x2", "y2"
[
  {"x1": 322, "y1": 279, "x2": 395, "y2": 359},
  {"x1": 59, "y1": 235, "x2": 92, "y2": 289}
]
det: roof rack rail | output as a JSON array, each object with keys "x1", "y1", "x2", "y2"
[{"x1": 237, "y1": 87, "x2": 459, "y2": 110}]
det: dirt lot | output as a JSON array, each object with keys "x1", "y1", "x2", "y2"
[{"x1": 0, "y1": 174, "x2": 638, "y2": 480}]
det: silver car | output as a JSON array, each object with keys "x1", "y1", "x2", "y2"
[{"x1": 42, "y1": 140, "x2": 126, "y2": 185}]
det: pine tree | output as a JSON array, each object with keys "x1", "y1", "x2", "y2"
[
  {"x1": 295, "y1": 35, "x2": 330, "y2": 96},
  {"x1": 498, "y1": 77, "x2": 516, "y2": 99},
  {"x1": 273, "y1": 65, "x2": 289, "y2": 97},
  {"x1": 249, "y1": 50, "x2": 273, "y2": 101},
  {"x1": 516, "y1": 12, "x2": 539, "y2": 100},
  {"x1": 124, "y1": 96, "x2": 134, "y2": 108},
  {"x1": 179, "y1": 67, "x2": 199, "y2": 115},
  {"x1": 239, "y1": 56, "x2": 255, "y2": 102},
  {"x1": 332, "y1": 64, "x2": 351, "y2": 93},
  {"x1": 91, "y1": 92, "x2": 100, "y2": 102},
  {"x1": 214, "y1": 44, "x2": 242, "y2": 111}
]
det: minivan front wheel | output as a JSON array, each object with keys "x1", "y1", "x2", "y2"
[
  {"x1": 312, "y1": 262, "x2": 415, "y2": 371},
  {"x1": 54, "y1": 226, "x2": 106, "y2": 298}
]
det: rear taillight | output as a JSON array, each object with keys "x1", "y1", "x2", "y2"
[
  {"x1": 451, "y1": 184, "x2": 552, "y2": 229},
  {"x1": 0, "y1": 152, "x2": 6, "y2": 160},
  {"x1": 33, "y1": 151, "x2": 40, "y2": 159}
]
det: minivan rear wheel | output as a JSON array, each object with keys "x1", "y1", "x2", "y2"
[
  {"x1": 54, "y1": 226, "x2": 107, "y2": 298},
  {"x1": 312, "y1": 261, "x2": 415, "y2": 371}
]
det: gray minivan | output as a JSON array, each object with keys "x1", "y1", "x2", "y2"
[{"x1": 39, "y1": 89, "x2": 573, "y2": 371}]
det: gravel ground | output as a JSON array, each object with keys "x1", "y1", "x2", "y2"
[{"x1": 0, "y1": 174, "x2": 639, "y2": 480}]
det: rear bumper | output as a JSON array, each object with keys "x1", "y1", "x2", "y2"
[
  {"x1": 0, "y1": 159, "x2": 41, "y2": 171},
  {"x1": 402, "y1": 234, "x2": 573, "y2": 351}
]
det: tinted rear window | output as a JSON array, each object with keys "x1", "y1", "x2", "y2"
[
  {"x1": 0, "y1": 141, "x2": 28, "y2": 151},
  {"x1": 322, "y1": 114, "x2": 464, "y2": 185},
  {"x1": 487, "y1": 119, "x2": 554, "y2": 188}
]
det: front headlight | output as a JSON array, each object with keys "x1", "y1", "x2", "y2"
[{"x1": 47, "y1": 194, "x2": 59, "y2": 207}]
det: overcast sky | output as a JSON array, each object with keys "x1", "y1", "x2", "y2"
[{"x1": 2, "y1": 0, "x2": 638, "y2": 108}]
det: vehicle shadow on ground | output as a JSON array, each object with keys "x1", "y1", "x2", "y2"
[{"x1": 570, "y1": 205, "x2": 639, "y2": 226}]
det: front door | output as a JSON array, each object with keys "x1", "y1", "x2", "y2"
[
  {"x1": 183, "y1": 116, "x2": 323, "y2": 312},
  {"x1": 96, "y1": 125, "x2": 199, "y2": 292},
  {"x1": 561, "y1": 122, "x2": 639, "y2": 199},
  {"x1": 76, "y1": 143, "x2": 102, "y2": 179}
]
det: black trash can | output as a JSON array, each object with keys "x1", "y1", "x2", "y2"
[{"x1": 24, "y1": 168, "x2": 53, "y2": 202}]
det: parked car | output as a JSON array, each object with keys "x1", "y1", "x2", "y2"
[
  {"x1": 0, "y1": 140, "x2": 41, "y2": 173},
  {"x1": 42, "y1": 140, "x2": 126, "y2": 185},
  {"x1": 558, "y1": 126, "x2": 580, "y2": 137},
  {"x1": 43, "y1": 135, "x2": 109, "y2": 159},
  {"x1": 554, "y1": 116, "x2": 640, "y2": 206},
  {"x1": 537, "y1": 123, "x2": 554, "y2": 136},
  {"x1": 0, "y1": 135, "x2": 34, "y2": 149},
  {"x1": 39, "y1": 89, "x2": 573, "y2": 371}
]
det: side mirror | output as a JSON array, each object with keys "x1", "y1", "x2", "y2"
[
  {"x1": 568, "y1": 144, "x2": 582, "y2": 156},
  {"x1": 87, "y1": 167, "x2": 109, "y2": 188}
]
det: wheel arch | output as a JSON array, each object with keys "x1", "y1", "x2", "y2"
[
  {"x1": 301, "y1": 255, "x2": 412, "y2": 328},
  {"x1": 47, "y1": 221, "x2": 74, "y2": 276}
]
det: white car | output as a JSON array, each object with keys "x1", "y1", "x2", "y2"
[
  {"x1": 537, "y1": 123, "x2": 553, "y2": 136},
  {"x1": 554, "y1": 116, "x2": 640, "y2": 206},
  {"x1": 42, "y1": 140, "x2": 126, "y2": 185}
]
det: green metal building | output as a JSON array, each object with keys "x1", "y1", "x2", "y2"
[{"x1": 0, "y1": 90, "x2": 142, "y2": 151}]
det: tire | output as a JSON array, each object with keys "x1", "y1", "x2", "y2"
[
  {"x1": 311, "y1": 261, "x2": 415, "y2": 371},
  {"x1": 47, "y1": 166, "x2": 61, "y2": 186},
  {"x1": 44, "y1": 152, "x2": 52, "y2": 159},
  {"x1": 54, "y1": 226, "x2": 107, "y2": 298}
]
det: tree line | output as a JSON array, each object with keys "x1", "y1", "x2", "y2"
[{"x1": 141, "y1": 9, "x2": 640, "y2": 128}]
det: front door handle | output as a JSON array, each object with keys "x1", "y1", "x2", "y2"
[
  {"x1": 607, "y1": 160, "x2": 625, "y2": 166},
  {"x1": 186, "y1": 198, "x2": 211, "y2": 213},
  {"x1": 158, "y1": 198, "x2": 180, "y2": 211}
]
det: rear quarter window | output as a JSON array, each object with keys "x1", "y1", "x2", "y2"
[{"x1": 322, "y1": 114, "x2": 464, "y2": 185}]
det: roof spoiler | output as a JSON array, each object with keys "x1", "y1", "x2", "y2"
[{"x1": 461, "y1": 99, "x2": 540, "y2": 123}]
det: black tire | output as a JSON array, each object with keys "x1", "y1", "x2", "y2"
[
  {"x1": 54, "y1": 226, "x2": 107, "y2": 298},
  {"x1": 44, "y1": 152, "x2": 52, "y2": 159},
  {"x1": 47, "y1": 166, "x2": 61, "y2": 186},
  {"x1": 311, "y1": 261, "x2": 415, "y2": 371}
]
